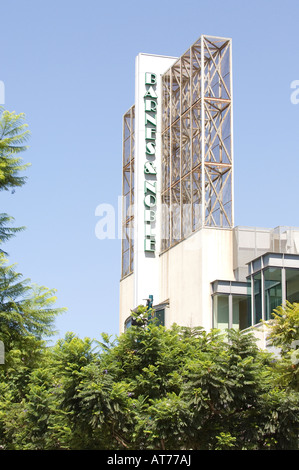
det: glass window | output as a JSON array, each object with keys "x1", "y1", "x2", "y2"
[
  {"x1": 232, "y1": 295, "x2": 250, "y2": 330},
  {"x1": 253, "y1": 272, "x2": 262, "y2": 324},
  {"x1": 264, "y1": 267, "x2": 282, "y2": 320},
  {"x1": 213, "y1": 295, "x2": 229, "y2": 331},
  {"x1": 154, "y1": 309, "x2": 165, "y2": 326},
  {"x1": 124, "y1": 316, "x2": 133, "y2": 330},
  {"x1": 286, "y1": 268, "x2": 299, "y2": 303}
]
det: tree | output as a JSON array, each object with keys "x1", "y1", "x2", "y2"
[
  {"x1": 266, "y1": 301, "x2": 299, "y2": 391},
  {"x1": 0, "y1": 106, "x2": 30, "y2": 192},
  {"x1": 0, "y1": 213, "x2": 25, "y2": 255},
  {"x1": 267, "y1": 301, "x2": 299, "y2": 354},
  {"x1": 47, "y1": 309, "x2": 296, "y2": 451},
  {"x1": 1, "y1": 313, "x2": 299, "y2": 450},
  {"x1": 0, "y1": 107, "x2": 65, "y2": 448},
  {"x1": 0, "y1": 107, "x2": 30, "y2": 253}
]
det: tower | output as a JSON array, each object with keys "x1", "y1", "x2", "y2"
[{"x1": 120, "y1": 35, "x2": 234, "y2": 332}]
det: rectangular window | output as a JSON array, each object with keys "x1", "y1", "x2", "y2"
[
  {"x1": 286, "y1": 268, "x2": 299, "y2": 303},
  {"x1": 213, "y1": 295, "x2": 229, "y2": 331},
  {"x1": 253, "y1": 272, "x2": 262, "y2": 324},
  {"x1": 213, "y1": 293, "x2": 250, "y2": 332},
  {"x1": 264, "y1": 267, "x2": 282, "y2": 320},
  {"x1": 154, "y1": 309, "x2": 165, "y2": 326},
  {"x1": 264, "y1": 268, "x2": 282, "y2": 320},
  {"x1": 232, "y1": 295, "x2": 250, "y2": 330}
]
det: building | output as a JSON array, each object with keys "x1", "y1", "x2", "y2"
[{"x1": 119, "y1": 34, "x2": 299, "y2": 346}]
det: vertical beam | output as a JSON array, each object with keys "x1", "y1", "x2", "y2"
[
  {"x1": 229, "y1": 38, "x2": 234, "y2": 227},
  {"x1": 169, "y1": 67, "x2": 172, "y2": 245},
  {"x1": 229, "y1": 293, "x2": 233, "y2": 329},
  {"x1": 261, "y1": 267, "x2": 265, "y2": 322},
  {"x1": 200, "y1": 35, "x2": 205, "y2": 226},
  {"x1": 179, "y1": 58, "x2": 182, "y2": 241},
  {"x1": 281, "y1": 266, "x2": 286, "y2": 305}
]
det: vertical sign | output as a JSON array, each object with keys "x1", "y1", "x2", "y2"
[{"x1": 144, "y1": 72, "x2": 157, "y2": 253}]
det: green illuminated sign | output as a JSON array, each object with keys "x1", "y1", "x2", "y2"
[{"x1": 144, "y1": 72, "x2": 157, "y2": 253}]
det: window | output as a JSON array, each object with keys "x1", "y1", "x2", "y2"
[
  {"x1": 253, "y1": 272, "x2": 262, "y2": 325},
  {"x1": 233, "y1": 295, "x2": 250, "y2": 330},
  {"x1": 213, "y1": 295, "x2": 229, "y2": 331},
  {"x1": 286, "y1": 268, "x2": 299, "y2": 303},
  {"x1": 124, "y1": 316, "x2": 134, "y2": 329},
  {"x1": 124, "y1": 308, "x2": 165, "y2": 330},
  {"x1": 154, "y1": 309, "x2": 165, "y2": 326},
  {"x1": 213, "y1": 294, "x2": 249, "y2": 331},
  {"x1": 264, "y1": 267, "x2": 282, "y2": 320}
]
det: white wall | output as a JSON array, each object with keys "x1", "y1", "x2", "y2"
[
  {"x1": 134, "y1": 53, "x2": 177, "y2": 309},
  {"x1": 160, "y1": 228, "x2": 235, "y2": 331},
  {"x1": 119, "y1": 273, "x2": 134, "y2": 333}
]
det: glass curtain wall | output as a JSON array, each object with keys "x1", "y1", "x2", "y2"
[
  {"x1": 249, "y1": 265, "x2": 298, "y2": 324},
  {"x1": 286, "y1": 268, "x2": 299, "y2": 303},
  {"x1": 214, "y1": 257, "x2": 299, "y2": 331},
  {"x1": 213, "y1": 264, "x2": 299, "y2": 330},
  {"x1": 264, "y1": 267, "x2": 282, "y2": 320},
  {"x1": 213, "y1": 294, "x2": 249, "y2": 331},
  {"x1": 252, "y1": 269, "x2": 282, "y2": 324}
]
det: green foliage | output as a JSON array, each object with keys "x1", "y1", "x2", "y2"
[
  {"x1": 0, "y1": 107, "x2": 30, "y2": 192},
  {"x1": 215, "y1": 432, "x2": 237, "y2": 450},
  {"x1": 267, "y1": 301, "x2": 299, "y2": 391},
  {"x1": 0, "y1": 214, "x2": 25, "y2": 255},
  {"x1": 0, "y1": 107, "x2": 30, "y2": 254},
  {"x1": 0, "y1": 253, "x2": 65, "y2": 357},
  {"x1": 268, "y1": 301, "x2": 299, "y2": 353},
  {"x1": 0, "y1": 317, "x2": 299, "y2": 450}
]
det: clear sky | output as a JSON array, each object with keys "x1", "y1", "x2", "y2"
[{"x1": 1, "y1": 0, "x2": 299, "y2": 343}]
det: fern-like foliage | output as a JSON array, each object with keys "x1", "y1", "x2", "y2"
[
  {"x1": 0, "y1": 107, "x2": 31, "y2": 254},
  {"x1": 0, "y1": 106, "x2": 31, "y2": 192}
]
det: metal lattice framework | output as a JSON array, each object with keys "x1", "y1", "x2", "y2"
[
  {"x1": 161, "y1": 35, "x2": 233, "y2": 251},
  {"x1": 121, "y1": 105, "x2": 135, "y2": 278}
]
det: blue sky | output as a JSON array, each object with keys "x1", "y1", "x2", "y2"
[{"x1": 1, "y1": 0, "x2": 299, "y2": 343}]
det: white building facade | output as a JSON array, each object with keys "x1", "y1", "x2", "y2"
[{"x1": 119, "y1": 35, "x2": 299, "y2": 341}]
